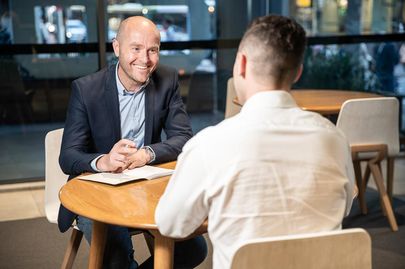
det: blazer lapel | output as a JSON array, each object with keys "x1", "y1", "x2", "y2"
[
  {"x1": 104, "y1": 65, "x2": 121, "y2": 141},
  {"x1": 144, "y1": 79, "x2": 155, "y2": 145}
]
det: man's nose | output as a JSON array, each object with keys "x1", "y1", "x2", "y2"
[{"x1": 140, "y1": 49, "x2": 150, "y2": 63}]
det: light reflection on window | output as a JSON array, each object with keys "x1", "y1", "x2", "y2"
[{"x1": 33, "y1": 5, "x2": 88, "y2": 44}]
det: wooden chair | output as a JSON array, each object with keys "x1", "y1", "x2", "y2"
[
  {"x1": 230, "y1": 228, "x2": 372, "y2": 269},
  {"x1": 225, "y1": 77, "x2": 241, "y2": 119},
  {"x1": 45, "y1": 128, "x2": 83, "y2": 269},
  {"x1": 45, "y1": 129, "x2": 154, "y2": 268},
  {"x1": 336, "y1": 97, "x2": 400, "y2": 231}
]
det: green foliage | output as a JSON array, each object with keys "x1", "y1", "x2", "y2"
[{"x1": 295, "y1": 46, "x2": 377, "y2": 91}]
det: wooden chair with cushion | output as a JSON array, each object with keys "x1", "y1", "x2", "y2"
[
  {"x1": 45, "y1": 129, "x2": 154, "y2": 268},
  {"x1": 336, "y1": 97, "x2": 400, "y2": 231},
  {"x1": 45, "y1": 128, "x2": 83, "y2": 269},
  {"x1": 230, "y1": 228, "x2": 372, "y2": 269}
]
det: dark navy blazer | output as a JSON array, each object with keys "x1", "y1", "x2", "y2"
[{"x1": 58, "y1": 64, "x2": 193, "y2": 232}]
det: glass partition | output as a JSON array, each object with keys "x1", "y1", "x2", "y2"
[
  {"x1": 293, "y1": 0, "x2": 405, "y2": 36},
  {"x1": 0, "y1": 53, "x2": 98, "y2": 182},
  {"x1": 33, "y1": 5, "x2": 89, "y2": 44},
  {"x1": 1, "y1": 0, "x2": 98, "y2": 44},
  {"x1": 106, "y1": 1, "x2": 216, "y2": 42},
  {"x1": 0, "y1": 0, "x2": 404, "y2": 183},
  {"x1": 295, "y1": 42, "x2": 403, "y2": 94}
]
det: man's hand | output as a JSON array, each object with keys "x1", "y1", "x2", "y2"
[
  {"x1": 96, "y1": 139, "x2": 137, "y2": 172},
  {"x1": 126, "y1": 148, "x2": 151, "y2": 169}
]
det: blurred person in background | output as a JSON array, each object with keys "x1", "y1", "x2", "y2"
[{"x1": 375, "y1": 42, "x2": 399, "y2": 92}]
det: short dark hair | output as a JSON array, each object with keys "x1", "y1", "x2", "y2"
[{"x1": 239, "y1": 15, "x2": 306, "y2": 85}]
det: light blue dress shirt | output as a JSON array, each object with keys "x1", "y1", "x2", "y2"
[
  {"x1": 90, "y1": 63, "x2": 153, "y2": 171},
  {"x1": 116, "y1": 65, "x2": 146, "y2": 147}
]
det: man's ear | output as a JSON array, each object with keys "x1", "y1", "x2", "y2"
[
  {"x1": 236, "y1": 52, "x2": 247, "y2": 78},
  {"x1": 293, "y1": 64, "x2": 303, "y2": 83},
  {"x1": 112, "y1": 39, "x2": 120, "y2": 58}
]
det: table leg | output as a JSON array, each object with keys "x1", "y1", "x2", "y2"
[
  {"x1": 150, "y1": 231, "x2": 174, "y2": 269},
  {"x1": 88, "y1": 221, "x2": 107, "y2": 269}
]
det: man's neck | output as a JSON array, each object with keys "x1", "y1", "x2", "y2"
[
  {"x1": 245, "y1": 82, "x2": 291, "y2": 101},
  {"x1": 117, "y1": 65, "x2": 144, "y2": 93}
]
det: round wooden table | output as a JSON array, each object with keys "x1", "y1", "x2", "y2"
[
  {"x1": 59, "y1": 161, "x2": 207, "y2": 269},
  {"x1": 290, "y1": 89, "x2": 381, "y2": 115},
  {"x1": 233, "y1": 89, "x2": 381, "y2": 116}
]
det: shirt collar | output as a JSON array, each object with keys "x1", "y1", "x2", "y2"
[
  {"x1": 115, "y1": 62, "x2": 149, "y2": 96},
  {"x1": 241, "y1": 91, "x2": 298, "y2": 113}
]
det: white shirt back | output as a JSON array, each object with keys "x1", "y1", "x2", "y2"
[{"x1": 156, "y1": 91, "x2": 355, "y2": 269}]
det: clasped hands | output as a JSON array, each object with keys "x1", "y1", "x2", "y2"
[{"x1": 96, "y1": 139, "x2": 151, "y2": 173}]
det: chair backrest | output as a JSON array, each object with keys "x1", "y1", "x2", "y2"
[
  {"x1": 336, "y1": 97, "x2": 400, "y2": 156},
  {"x1": 225, "y1": 77, "x2": 241, "y2": 119},
  {"x1": 230, "y1": 228, "x2": 372, "y2": 269},
  {"x1": 44, "y1": 128, "x2": 68, "y2": 224}
]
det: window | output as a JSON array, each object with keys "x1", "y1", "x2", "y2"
[{"x1": 0, "y1": 0, "x2": 403, "y2": 183}]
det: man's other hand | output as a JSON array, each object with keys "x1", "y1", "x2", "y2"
[
  {"x1": 96, "y1": 139, "x2": 137, "y2": 172},
  {"x1": 126, "y1": 148, "x2": 151, "y2": 169}
]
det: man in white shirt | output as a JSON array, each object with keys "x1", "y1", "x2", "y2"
[{"x1": 155, "y1": 15, "x2": 356, "y2": 269}]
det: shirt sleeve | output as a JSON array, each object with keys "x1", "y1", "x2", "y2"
[
  {"x1": 344, "y1": 144, "x2": 356, "y2": 216},
  {"x1": 142, "y1": 146, "x2": 156, "y2": 164},
  {"x1": 90, "y1": 154, "x2": 105, "y2": 172},
  {"x1": 155, "y1": 139, "x2": 209, "y2": 238}
]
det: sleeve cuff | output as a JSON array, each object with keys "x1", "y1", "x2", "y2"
[
  {"x1": 143, "y1": 146, "x2": 156, "y2": 164},
  {"x1": 90, "y1": 154, "x2": 105, "y2": 172}
]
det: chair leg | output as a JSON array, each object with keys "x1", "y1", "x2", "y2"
[
  {"x1": 387, "y1": 157, "x2": 395, "y2": 202},
  {"x1": 369, "y1": 162, "x2": 398, "y2": 232},
  {"x1": 362, "y1": 164, "x2": 372, "y2": 213},
  {"x1": 61, "y1": 228, "x2": 83, "y2": 269},
  {"x1": 353, "y1": 160, "x2": 367, "y2": 214},
  {"x1": 362, "y1": 165, "x2": 371, "y2": 192},
  {"x1": 144, "y1": 231, "x2": 155, "y2": 255}
]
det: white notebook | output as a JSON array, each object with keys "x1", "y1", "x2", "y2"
[{"x1": 78, "y1": 165, "x2": 174, "y2": 185}]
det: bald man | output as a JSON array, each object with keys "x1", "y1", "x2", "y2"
[
  {"x1": 58, "y1": 16, "x2": 206, "y2": 268},
  {"x1": 156, "y1": 15, "x2": 355, "y2": 269}
]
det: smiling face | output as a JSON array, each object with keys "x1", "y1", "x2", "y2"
[{"x1": 113, "y1": 17, "x2": 160, "y2": 91}]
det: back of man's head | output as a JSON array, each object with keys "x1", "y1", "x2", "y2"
[{"x1": 239, "y1": 15, "x2": 306, "y2": 87}]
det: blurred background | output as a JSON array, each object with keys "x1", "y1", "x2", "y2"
[{"x1": 0, "y1": 0, "x2": 404, "y2": 183}]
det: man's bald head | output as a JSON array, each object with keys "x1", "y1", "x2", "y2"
[{"x1": 115, "y1": 16, "x2": 160, "y2": 43}]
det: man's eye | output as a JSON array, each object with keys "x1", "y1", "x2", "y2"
[
  {"x1": 149, "y1": 48, "x2": 159, "y2": 54},
  {"x1": 132, "y1": 47, "x2": 141, "y2": 52}
]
